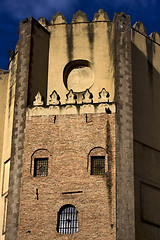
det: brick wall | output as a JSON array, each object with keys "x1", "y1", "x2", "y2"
[{"x1": 18, "y1": 113, "x2": 116, "y2": 240}]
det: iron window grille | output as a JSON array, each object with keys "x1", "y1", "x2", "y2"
[
  {"x1": 91, "y1": 156, "x2": 105, "y2": 175},
  {"x1": 34, "y1": 158, "x2": 48, "y2": 177},
  {"x1": 57, "y1": 205, "x2": 78, "y2": 234}
]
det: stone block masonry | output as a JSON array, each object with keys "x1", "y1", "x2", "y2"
[
  {"x1": 114, "y1": 13, "x2": 135, "y2": 240},
  {"x1": 5, "y1": 18, "x2": 33, "y2": 240}
]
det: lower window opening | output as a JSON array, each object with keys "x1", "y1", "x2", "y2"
[{"x1": 57, "y1": 205, "x2": 78, "y2": 234}]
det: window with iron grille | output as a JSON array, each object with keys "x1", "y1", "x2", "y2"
[
  {"x1": 57, "y1": 205, "x2": 78, "y2": 234},
  {"x1": 34, "y1": 158, "x2": 48, "y2": 177},
  {"x1": 91, "y1": 156, "x2": 105, "y2": 175}
]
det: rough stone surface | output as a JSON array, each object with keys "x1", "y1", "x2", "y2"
[
  {"x1": 5, "y1": 18, "x2": 33, "y2": 240},
  {"x1": 114, "y1": 13, "x2": 135, "y2": 240}
]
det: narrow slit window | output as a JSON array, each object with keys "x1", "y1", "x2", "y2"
[
  {"x1": 91, "y1": 156, "x2": 105, "y2": 175},
  {"x1": 57, "y1": 205, "x2": 78, "y2": 234},
  {"x1": 34, "y1": 158, "x2": 48, "y2": 177},
  {"x1": 2, "y1": 195, "x2": 8, "y2": 235}
]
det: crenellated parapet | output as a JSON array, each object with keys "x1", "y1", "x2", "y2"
[
  {"x1": 37, "y1": 9, "x2": 111, "y2": 28},
  {"x1": 93, "y1": 9, "x2": 110, "y2": 22},
  {"x1": 36, "y1": 11, "x2": 160, "y2": 48},
  {"x1": 38, "y1": 17, "x2": 48, "y2": 27},
  {"x1": 50, "y1": 12, "x2": 66, "y2": 25},
  {"x1": 149, "y1": 32, "x2": 160, "y2": 44},
  {"x1": 36, "y1": 10, "x2": 160, "y2": 47},
  {"x1": 37, "y1": 10, "x2": 160, "y2": 47},
  {"x1": 133, "y1": 21, "x2": 147, "y2": 36},
  {"x1": 72, "y1": 10, "x2": 88, "y2": 23},
  {"x1": 132, "y1": 21, "x2": 160, "y2": 45}
]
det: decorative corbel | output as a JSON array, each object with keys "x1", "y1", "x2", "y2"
[
  {"x1": 82, "y1": 89, "x2": 93, "y2": 103},
  {"x1": 98, "y1": 88, "x2": 110, "y2": 103},
  {"x1": 33, "y1": 92, "x2": 44, "y2": 106},
  {"x1": 66, "y1": 89, "x2": 77, "y2": 104},
  {"x1": 49, "y1": 90, "x2": 60, "y2": 105}
]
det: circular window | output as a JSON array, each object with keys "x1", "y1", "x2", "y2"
[{"x1": 63, "y1": 60, "x2": 94, "y2": 93}]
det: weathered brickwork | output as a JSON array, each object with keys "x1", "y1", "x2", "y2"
[{"x1": 18, "y1": 113, "x2": 116, "y2": 240}]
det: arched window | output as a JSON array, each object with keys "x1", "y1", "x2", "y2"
[
  {"x1": 88, "y1": 147, "x2": 108, "y2": 175},
  {"x1": 31, "y1": 149, "x2": 50, "y2": 177},
  {"x1": 57, "y1": 205, "x2": 78, "y2": 234}
]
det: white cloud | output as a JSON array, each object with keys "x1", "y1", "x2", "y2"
[{"x1": 1, "y1": 0, "x2": 78, "y2": 20}]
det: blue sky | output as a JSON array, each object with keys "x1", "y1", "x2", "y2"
[{"x1": 0, "y1": 0, "x2": 160, "y2": 69}]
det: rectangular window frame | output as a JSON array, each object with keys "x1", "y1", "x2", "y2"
[
  {"x1": 2, "y1": 158, "x2": 10, "y2": 196},
  {"x1": 91, "y1": 156, "x2": 105, "y2": 175},
  {"x1": 34, "y1": 157, "x2": 48, "y2": 177},
  {"x1": 2, "y1": 194, "x2": 8, "y2": 235}
]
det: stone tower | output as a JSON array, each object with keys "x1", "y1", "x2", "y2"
[{"x1": 0, "y1": 9, "x2": 160, "y2": 240}]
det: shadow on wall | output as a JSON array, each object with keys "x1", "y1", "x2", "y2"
[
  {"x1": 132, "y1": 41, "x2": 160, "y2": 240},
  {"x1": 132, "y1": 41, "x2": 160, "y2": 148}
]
